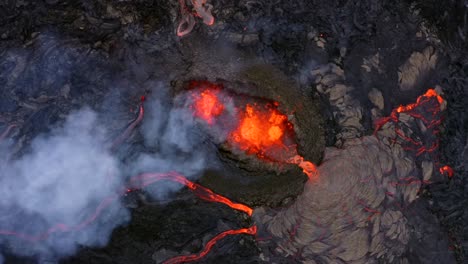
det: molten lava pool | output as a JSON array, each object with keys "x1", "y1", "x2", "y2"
[{"x1": 188, "y1": 81, "x2": 318, "y2": 179}]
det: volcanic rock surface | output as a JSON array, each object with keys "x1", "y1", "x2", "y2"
[
  {"x1": 254, "y1": 91, "x2": 455, "y2": 263},
  {"x1": 0, "y1": 0, "x2": 467, "y2": 264}
]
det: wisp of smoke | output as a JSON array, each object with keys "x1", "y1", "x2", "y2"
[{"x1": 132, "y1": 85, "x2": 211, "y2": 201}]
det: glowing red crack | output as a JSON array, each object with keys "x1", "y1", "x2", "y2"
[
  {"x1": 110, "y1": 103, "x2": 145, "y2": 151},
  {"x1": 0, "y1": 172, "x2": 253, "y2": 241},
  {"x1": 439, "y1": 165, "x2": 454, "y2": 178},
  {"x1": 163, "y1": 226, "x2": 257, "y2": 264}
]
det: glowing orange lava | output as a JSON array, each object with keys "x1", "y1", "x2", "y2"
[
  {"x1": 192, "y1": 89, "x2": 224, "y2": 124},
  {"x1": 396, "y1": 88, "x2": 444, "y2": 113},
  {"x1": 288, "y1": 155, "x2": 318, "y2": 180},
  {"x1": 188, "y1": 82, "x2": 318, "y2": 180},
  {"x1": 163, "y1": 226, "x2": 257, "y2": 264},
  {"x1": 130, "y1": 172, "x2": 253, "y2": 216},
  {"x1": 374, "y1": 88, "x2": 452, "y2": 181},
  {"x1": 229, "y1": 103, "x2": 318, "y2": 180},
  {"x1": 230, "y1": 103, "x2": 289, "y2": 156},
  {"x1": 439, "y1": 165, "x2": 454, "y2": 178}
]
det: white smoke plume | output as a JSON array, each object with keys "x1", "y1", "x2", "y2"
[
  {"x1": 0, "y1": 108, "x2": 130, "y2": 258},
  {"x1": 0, "y1": 32, "x2": 217, "y2": 262},
  {"x1": 0, "y1": 84, "x2": 214, "y2": 261},
  {"x1": 132, "y1": 84, "x2": 213, "y2": 200}
]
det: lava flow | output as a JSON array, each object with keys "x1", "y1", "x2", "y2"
[
  {"x1": 0, "y1": 171, "x2": 255, "y2": 262},
  {"x1": 163, "y1": 226, "x2": 257, "y2": 264},
  {"x1": 177, "y1": 0, "x2": 214, "y2": 37},
  {"x1": 189, "y1": 81, "x2": 318, "y2": 179},
  {"x1": 374, "y1": 88, "x2": 453, "y2": 177},
  {"x1": 129, "y1": 172, "x2": 253, "y2": 216}
]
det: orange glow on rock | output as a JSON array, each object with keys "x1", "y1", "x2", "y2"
[
  {"x1": 192, "y1": 89, "x2": 224, "y2": 125},
  {"x1": 396, "y1": 88, "x2": 444, "y2": 113},
  {"x1": 288, "y1": 155, "x2": 318, "y2": 180},
  {"x1": 132, "y1": 172, "x2": 253, "y2": 216},
  {"x1": 439, "y1": 165, "x2": 454, "y2": 178},
  {"x1": 163, "y1": 226, "x2": 257, "y2": 264}
]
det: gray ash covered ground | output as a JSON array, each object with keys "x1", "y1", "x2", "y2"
[{"x1": 0, "y1": 0, "x2": 467, "y2": 263}]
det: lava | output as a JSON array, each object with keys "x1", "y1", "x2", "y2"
[
  {"x1": 396, "y1": 88, "x2": 444, "y2": 113},
  {"x1": 229, "y1": 103, "x2": 291, "y2": 157},
  {"x1": 374, "y1": 88, "x2": 452, "y2": 176},
  {"x1": 254, "y1": 88, "x2": 453, "y2": 262},
  {"x1": 0, "y1": 172, "x2": 253, "y2": 241},
  {"x1": 177, "y1": 0, "x2": 214, "y2": 37},
  {"x1": 188, "y1": 82, "x2": 318, "y2": 179},
  {"x1": 110, "y1": 102, "x2": 145, "y2": 151},
  {"x1": 287, "y1": 155, "x2": 318, "y2": 180},
  {"x1": 191, "y1": 88, "x2": 224, "y2": 125},
  {"x1": 163, "y1": 226, "x2": 257, "y2": 264},
  {"x1": 229, "y1": 103, "x2": 318, "y2": 179},
  {"x1": 440, "y1": 165, "x2": 454, "y2": 178},
  {"x1": 374, "y1": 88, "x2": 444, "y2": 133},
  {"x1": 0, "y1": 195, "x2": 119, "y2": 241}
]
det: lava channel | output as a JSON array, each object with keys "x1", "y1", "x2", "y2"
[{"x1": 0, "y1": 170, "x2": 255, "y2": 263}]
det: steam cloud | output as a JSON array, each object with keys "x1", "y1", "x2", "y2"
[
  {"x1": 0, "y1": 58, "x2": 211, "y2": 261},
  {"x1": 130, "y1": 86, "x2": 211, "y2": 200},
  {"x1": 0, "y1": 108, "x2": 130, "y2": 258}
]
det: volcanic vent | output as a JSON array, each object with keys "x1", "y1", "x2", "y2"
[{"x1": 174, "y1": 66, "x2": 325, "y2": 207}]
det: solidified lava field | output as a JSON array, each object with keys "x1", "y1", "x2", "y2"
[{"x1": 0, "y1": 0, "x2": 467, "y2": 264}]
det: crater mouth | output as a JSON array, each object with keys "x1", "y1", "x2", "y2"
[{"x1": 172, "y1": 73, "x2": 324, "y2": 207}]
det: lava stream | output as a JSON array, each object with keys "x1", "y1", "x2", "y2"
[
  {"x1": 177, "y1": 0, "x2": 214, "y2": 37},
  {"x1": 374, "y1": 88, "x2": 453, "y2": 177},
  {"x1": 288, "y1": 155, "x2": 318, "y2": 180},
  {"x1": 0, "y1": 172, "x2": 253, "y2": 241},
  {"x1": 129, "y1": 172, "x2": 253, "y2": 216},
  {"x1": 110, "y1": 102, "x2": 145, "y2": 151},
  {"x1": 163, "y1": 226, "x2": 257, "y2": 264}
]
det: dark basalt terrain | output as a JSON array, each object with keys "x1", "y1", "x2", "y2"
[{"x1": 0, "y1": 0, "x2": 467, "y2": 263}]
